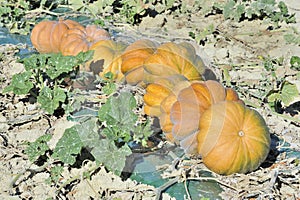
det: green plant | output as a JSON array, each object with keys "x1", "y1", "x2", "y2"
[
  {"x1": 284, "y1": 32, "x2": 300, "y2": 45},
  {"x1": 189, "y1": 24, "x2": 215, "y2": 44},
  {"x1": 290, "y1": 56, "x2": 300, "y2": 71},
  {"x1": 0, "y1": 0, "x2": 31, "y2": 34},
  {"x1": 267, "y1": 80, "x2": 299, "y2": 109},
  {"x1": 25, "y1": 92, "x2": 153, "y2": 177},
  {"x1": 118, "y1": 0, "x2": 150, "y2": 24},
  {"x1": 24, "y1": 134, "x2": 52, "y2": 162},
  {"x1": 214, "y1": 0, "x2": 295, "y2": 25},
  {"x1": 257, "y1": 56, "x2": 300, "y2": 112},
  {"x1": 67, "y1": 0, "x2": 115, "y2": 17},
  {"x1": 3, "y1": 51, "x2": 94, "y2": 114},
  {"x1": 0, "y1": 0, "x2": 63, "y2": 35},
  {"x1": 102, "y1": 72, "x2": 117, "y2": 95}
]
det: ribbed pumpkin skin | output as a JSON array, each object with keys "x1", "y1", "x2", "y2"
[
  {"x1": 197, "y1": 101, "x2": 270, "y2": 175},
  {"x1": 60, "y1": 25, "x2": 110, "y2": 56},
  {"x1": 143, "y1": 75, "x2": 188, "y2": 117},
  {"x1": 143, "y1": 42, "x2": 206, "y2": 84},
  {"x1": 87, "y1": 40, "x2": 126, "y2": 81},
  {"x1": 169, "y1": 80, "x2": 243, "y2": 154},
  {"x1": 31, "y1": 19, "x2": 83, "y2": 53},
  {"x1": 225, "y1": 88, "x2": 244, "y2": 104},
  {"x1": 143, "y1": 83, "x2": 171, "y2": 117},
  {"x1": 85, "y1": 25, "x2": 111, "y2": 43},
  {"x1": 121, "y1": 39, "x2": 159, "y2": 86}
]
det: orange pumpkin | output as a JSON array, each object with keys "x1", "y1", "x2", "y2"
[
  {"x1": 225, "y1": 88, "x2": 244, "y2": 104},
  {"x1": 143, "y1": 42, "x2": 207, "y2": 84},
  {"x1": 121, "y1": 39, "x2": 159, "y2": 86},
  {"x1": 197, "y1": 101, "x2": 270, "y2": 175},
  {"x1": 169, "y1": 80, "x2": 243, "y2": 154},
  {"x1": 143, "y1": 74, "x2": 189, "y2": 117},
  {"x1": 60, "y1": 25, "x2": 110, "y2": 56},
  {"x1": 31, "y1": 19, "x2": 83, "y2": 53},
  {"x1": 86, "y1": 40, "x2": 127, "y2": 81}
]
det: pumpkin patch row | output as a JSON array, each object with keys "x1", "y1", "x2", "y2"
[{"x1": 30, "y1": 19, "x2": 271, "y2": 175}]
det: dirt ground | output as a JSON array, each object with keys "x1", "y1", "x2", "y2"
[{"x1": 0, "y1": 0, "x2": 300, "y2": 199}]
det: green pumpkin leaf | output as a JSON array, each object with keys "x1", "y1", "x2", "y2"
[
  {"x1": 2, "y1": 71, "x2": 34, "y2": 94},
  {"x1": 281, "y1": 81, "x2": 299, "y2": 106},
  {"x1": 46, "y1": 54, "x2": 77, "y2": 79},
  {"x1": 52, "y1": 126, "x2": 84, "y2": 165},
  {"x1": 290, "y1": 56, "x2": 300, "y2": 71},
  {"x1": 267, "y1": 81, "x2": 299, "y2": 107},
  {"x1": 21, "y1": 53, "x2": 48, "y2": 71},
  {"x1": 91, "y1": 139, "x2": 132, "y2": 176},
  {"x1": 98, "y1": 92, "x2": 138, "y2": 142},
  {"x1": 75, "y1": 118, "x2": 100, "y2": 148},
  {"x1": 37, "y1": 86, "x2": 66, "y2": 114},
  {"x1": 24, "y1": 134, "x2": 52, "y2": 162},
  {"x1": 98, "y1": 92, "x2": 137, "y2": 128}
]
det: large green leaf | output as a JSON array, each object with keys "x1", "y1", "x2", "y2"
[
  {"x1": 98, "y1": 92, "x2": 138, "y2": 142},
  {"x1": 75, "y1": 118, "x2": 100, "y2": 148},
  {"x1": 98, "y1": 92, "x2": 137, "y2": 125},
  {"x1": 91, "y1": 139, "x2": 132, "y2": 176},
  {"x1": 52, "y1": 126, "x2": 84, "y2": 165}
]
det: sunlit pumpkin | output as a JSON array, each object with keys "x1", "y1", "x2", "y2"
[
  {"x1": 121, "y1": 39, "x2": 159, "y2": 86},
  {"x1": 60, "y1": 25, "x2": 110, "y2": 56},
  {"x1": 143, "y1": 74, "x2": 189, "y2": 117},
  {"x1": 86, "y1": 40, "x2": 127, "y2": 81},
  {"x1": 31, "y1": 19, "x2": 83, "y2": 53},
  {"x1": 169, "y1": 80, "x2": 243, "y2": 154},
  {"x1": 143, "y1": 42, "x2": 207, "y2": 84},
  {"x1": 197, "y1": 101, "x2": 270, "y2": 175},
  {"x1": 225, "y1": 88, "x2": 244, "y2": 104}
]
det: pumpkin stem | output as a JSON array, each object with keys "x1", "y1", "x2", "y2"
[{"x1": 238, "y1": 130, "x2": 245, "y2": 137}]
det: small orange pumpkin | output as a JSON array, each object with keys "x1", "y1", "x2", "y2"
[
  {"x1": 121, "y1": 39, "x2": 159, "y2": 86},
  {"x1": 86, "y1": 40, "x2": 127, "y2": 81},
  {"x1": 143, "y1": 74, "x2": 189, "y2": 117},
  {"x1": 60, "y1": 25, "x2": 110, "y2": 56},
  {"x1": 31, "y1": 19, "x2": 83, "y2": 53},
  {"x1": 197, "y1": 101, "x2": 270, "y2": 175},
  {"x1": 143, "y1": 42, "x2": 207, "y2": 84}
]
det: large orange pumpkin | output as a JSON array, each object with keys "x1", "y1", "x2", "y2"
[
  {"x1": 121, "y1": 39, "x2": 159, "y2": 86},
  {"x1": 169, "y1": 80, "x2": 243, "y2": 154},
  {"x1": 143, "y1": 42, "x2": 207, "y2": 84},
  {"x1": 31, "y1": 19, "x2": 83, "y2": 53},
  {"x1": 60, "y1": 25, "x2": 110, "y2": 56},
  {"x1": 197, "y1": 101, "x2": 270, "y2": 175},
  {"x1": 86, "y1": 40, "x2": 127, "y2": 81}
]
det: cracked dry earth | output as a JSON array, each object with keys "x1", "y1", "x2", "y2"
[{"x1": 1, "y1": 1, "x2": 300, "y2": 199}]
